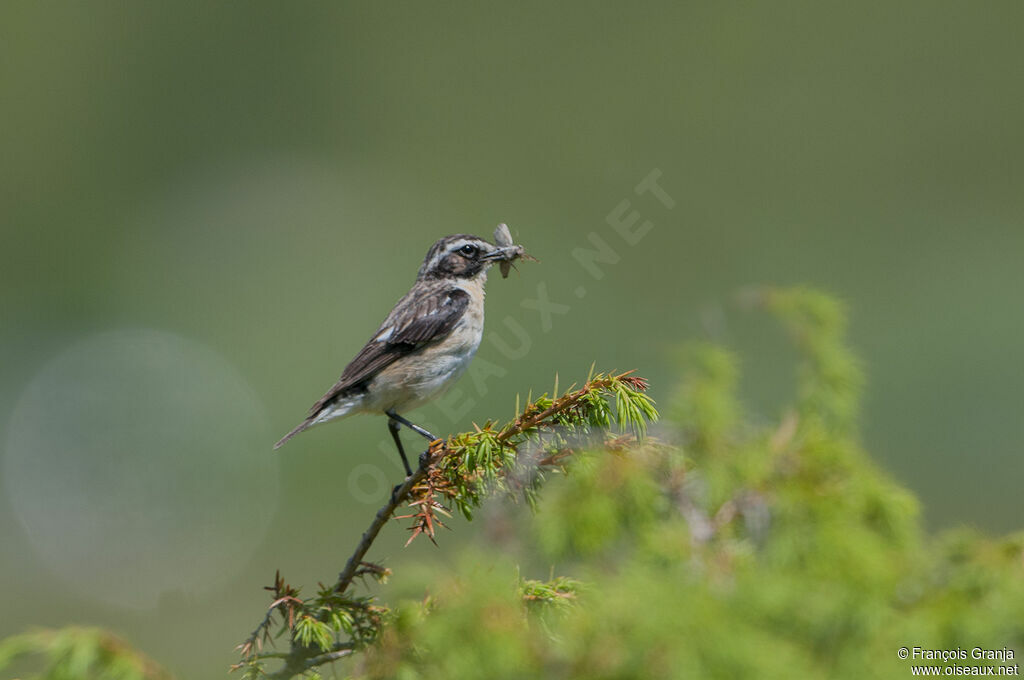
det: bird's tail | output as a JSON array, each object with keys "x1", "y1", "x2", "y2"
[
  {"x1": 274, "y1": 419, "x2": 314, "y2": 450},
  {"x1": 274, "y1": 395, "x2": 361, "y2": 449}
]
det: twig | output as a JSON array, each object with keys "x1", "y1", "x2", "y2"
[
  {"x1": 265, "y1": 642, "x2": 355, "y2": 680},
  {"x1": 236, "y1": 574, "x2": 302, "y2": 662},
  {"x1": 334, "y1": 439, "x2": 444, "y2": 593}
]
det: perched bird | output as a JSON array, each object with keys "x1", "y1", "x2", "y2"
[{"x1": 275, "y1": 230, "x2": 528, "y2": 478}]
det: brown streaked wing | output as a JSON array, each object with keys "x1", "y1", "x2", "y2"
[{"x1": 308, "y1": 286, "x2": 470, "y2": 415}]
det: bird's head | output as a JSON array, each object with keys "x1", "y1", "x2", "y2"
[{"x1": 417, "y1": 234, "x2": 524, "y2": 281}]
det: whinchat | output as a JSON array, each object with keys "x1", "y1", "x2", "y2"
[{"x1": 275, "y1": 226, "x2": 529, "y2": 480}]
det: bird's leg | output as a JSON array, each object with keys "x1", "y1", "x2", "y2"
[
  {"x1": 387, "y1": 417, "x2": 413, "y2": 477},
  {"x1": 386, "y1": 410, "x2": 442, "y2": 488},
  {"x1": 385, "y1": 410, "x2": 438, "y2": 442}
]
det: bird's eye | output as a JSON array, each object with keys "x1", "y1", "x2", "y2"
[{"x1": 458, "y1": 244, "x2": 478, "y2": 257}]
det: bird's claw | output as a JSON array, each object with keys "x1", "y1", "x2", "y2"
[
  {"x1": 391, "y1": 481, "x2": 406, "y2": 505},
  {"x1": 418, "y1": 448, "x2": 433, "y2": 469}
]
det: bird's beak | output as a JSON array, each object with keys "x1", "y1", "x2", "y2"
[
  {"x1": 482, "y1": 245, "x2": 523, "y2": 262},
  {"x1": 483, "y1": 243, "x2": 534, "y2": 278}
]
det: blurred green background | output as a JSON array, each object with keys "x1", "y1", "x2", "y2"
[{"x1": 2, "y1": 2, "x2": 1022, "y2": 678}]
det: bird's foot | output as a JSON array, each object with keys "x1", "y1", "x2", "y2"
[{"x1": 418, "y1": 439, "x2": 443, "y2": 469}]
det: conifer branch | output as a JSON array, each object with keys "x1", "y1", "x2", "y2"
[{"x1": 234, "y1": 370, "x2": 657, "y2": 679}]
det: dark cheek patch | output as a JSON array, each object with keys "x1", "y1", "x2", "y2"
[
  {"x1": 435, "y1": 254, "x2": 467, "y2": 277},
  {"x1": 446, "y1": 254, "x2": 465, "y2": 276}
]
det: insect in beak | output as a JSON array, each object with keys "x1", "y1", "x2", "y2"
[{"x1": 490, "y1": 223, "x2": 537, "y2": 278}]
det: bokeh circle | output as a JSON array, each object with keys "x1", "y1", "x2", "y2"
[{"x1": 3, "y1": 329, "x2": 278, "y2": 609}]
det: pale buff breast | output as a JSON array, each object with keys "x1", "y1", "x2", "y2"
[{"x1": 362, "y1": 277, "x2": 486, "y2": 413}]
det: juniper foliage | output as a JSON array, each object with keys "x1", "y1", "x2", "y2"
[{"x1": 0, "y1": 627, "x2": 172, "y2": 680}]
